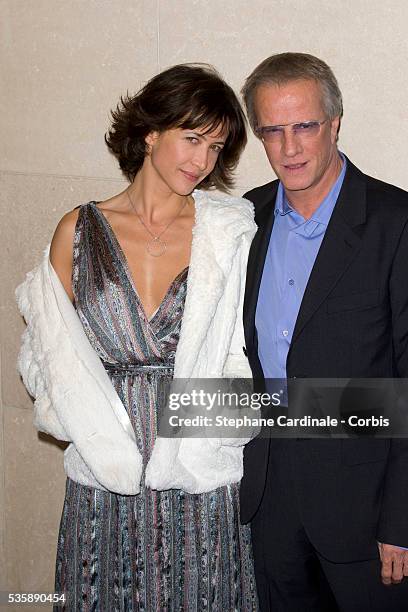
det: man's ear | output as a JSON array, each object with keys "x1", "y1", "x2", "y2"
[{"x1": 330, "y1": 116, "x2": 341, "y2": 144}]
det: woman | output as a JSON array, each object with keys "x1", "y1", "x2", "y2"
[{"x1": 17, "y1": 64, "x2": 258, "y2": 611}]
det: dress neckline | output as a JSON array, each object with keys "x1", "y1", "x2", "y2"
[{"x1": 90, "y1": 202, "x2": 188, "y2": 325}]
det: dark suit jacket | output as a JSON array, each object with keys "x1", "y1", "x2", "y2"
[{"x1": 240, "y1": 157, "x2": 408, "y2": 562}]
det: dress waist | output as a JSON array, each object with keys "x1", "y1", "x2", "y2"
[{"x1": 103, "y1": 361, "x2": 174, "y2": 376}]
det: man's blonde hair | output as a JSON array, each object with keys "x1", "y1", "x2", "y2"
[{"x1": 242, "y1": 52, "x2": 343, "y2": 133}]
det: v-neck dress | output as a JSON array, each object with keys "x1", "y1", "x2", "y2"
[{"x1": 54, "y1": 202, "x2": 258, "y2": 612}]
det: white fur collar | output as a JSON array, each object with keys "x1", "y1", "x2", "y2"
[{"x1": 174, "y1": 190, "x2": 255, "y2": 378}]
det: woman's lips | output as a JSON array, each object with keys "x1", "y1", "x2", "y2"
[{"x1": 181, "y1": 170, "x2": 200, "y2": 182}]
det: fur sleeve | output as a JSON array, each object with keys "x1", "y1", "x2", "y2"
[{"x1": 16, "y1": 266, "x2": 71, "y2": 441}]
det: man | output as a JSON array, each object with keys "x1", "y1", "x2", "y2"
[{"x1": 240, "y1": 52, "x2": 408, "y2": 611}]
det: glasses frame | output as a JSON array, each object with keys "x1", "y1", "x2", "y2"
[{"x1": 256, "y1": 119, "x2": 329, "y2": 143}]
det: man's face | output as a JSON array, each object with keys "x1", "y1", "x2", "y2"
[{"x1": 253, "y1": 79, "x2": 340, "y2": 202}]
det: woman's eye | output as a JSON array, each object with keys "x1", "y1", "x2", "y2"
[
  {"x1": 211, "y1": 145, "x2": 223, "y2": 153},
  {"x1": 186, "y1": 136, "x2": 199, "y2": 143}
]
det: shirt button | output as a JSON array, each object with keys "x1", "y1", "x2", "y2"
[
  {"x1": 282, "y1": 330, "x2": 289, "y2": 337},
  {"x1": 288, "y1": 279, "x2": 294, "y2": 286}
]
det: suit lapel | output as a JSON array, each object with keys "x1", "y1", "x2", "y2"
[
  {"x1": 244, "y1": 183, "x2": 278, "y2": 351},
  {"x1": 291, "y1": 159, "x2": 366, "y2": 344}
]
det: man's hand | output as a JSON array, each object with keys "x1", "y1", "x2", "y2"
[{"x1": 378, "y1": 542, "x2": 408, "y2": 585}]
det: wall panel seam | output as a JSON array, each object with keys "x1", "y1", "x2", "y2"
[{"x1": 0, "y1": 170, "x2": 127, "y2": 183}]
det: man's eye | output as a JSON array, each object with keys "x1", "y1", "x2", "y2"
[
  {"x1": 294, "y1": 122, "x2": 317, "y2": 131},
  {"x1": 264, "y1": 126, "x2": 283, "y2": 135}
]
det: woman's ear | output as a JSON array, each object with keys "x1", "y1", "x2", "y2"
[{"x1": 145, "y1": 131, "x2": 159, "y2": 149}]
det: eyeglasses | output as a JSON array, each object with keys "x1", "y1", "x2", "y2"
[{"x1": 256, "y1": 119, "x2": 329, "y2": 144}]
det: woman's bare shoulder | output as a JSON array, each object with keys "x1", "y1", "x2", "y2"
[
  {"x1": 94, "y1": 191, "x2": 129, "y2": 221},
  {"x1": 54, "y1": 207, "x2": 81, "y2": 233},
  {"x1": 50, "y1": 207, "x2": 81, "y2": 301},
  {"x1": 50, "y1": 208, "x2": 80, "y2": 258}
]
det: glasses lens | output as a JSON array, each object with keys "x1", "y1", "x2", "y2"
[
  {"x1": 259, "y1": 126, "x2": 284, "y2": 143},
  {"x1": 259, "y1": 121, "x2": 323, "y2": 143},
  {"x1": 292, "y1": 122, "x2": 321, "y2": 138}
]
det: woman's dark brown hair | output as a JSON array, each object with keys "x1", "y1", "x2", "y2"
[{"x1": 105, "y1": 64, "x2": 247, "y2": 191}]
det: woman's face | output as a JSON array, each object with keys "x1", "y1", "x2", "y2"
[{"x1": 145, "y1": 124, "x2": 228, "y2": 195}]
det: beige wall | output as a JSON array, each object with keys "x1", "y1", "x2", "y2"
[{"x1": 1, "y1": 0, "x2": 407, "y2": 607}]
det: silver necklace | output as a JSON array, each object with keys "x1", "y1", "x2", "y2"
[{"x1": 126, "y1": 189, "x2": 188, "y2": 257}]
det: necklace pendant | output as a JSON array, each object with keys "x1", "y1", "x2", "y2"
[{"x1": 146, "y1": 237, "x2": 167, "y2": 257}]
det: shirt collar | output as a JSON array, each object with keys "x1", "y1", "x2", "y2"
[{"x1": 275, "y1": 184, "x2": 291, "y2": 216}]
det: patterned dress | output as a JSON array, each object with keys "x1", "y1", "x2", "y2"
[{"x1": 55, "y1": 202, "x2": 258, "y2": 611}]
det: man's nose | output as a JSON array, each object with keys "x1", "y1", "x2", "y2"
[{"x1": 282, "y1": 128, "x2": 302, "y2": 157}]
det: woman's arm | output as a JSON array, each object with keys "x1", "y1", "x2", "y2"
[{"x1": 49, "y1": 208, "x2": 79, "y2": 302}]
